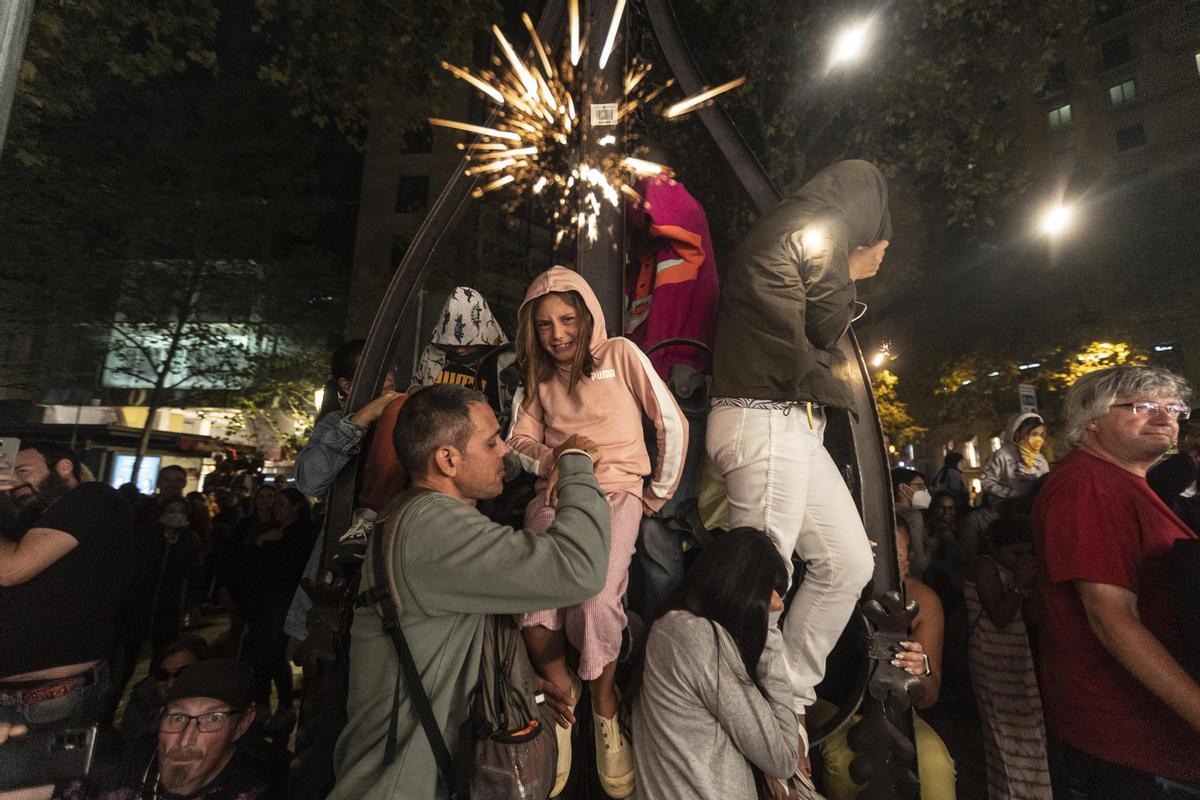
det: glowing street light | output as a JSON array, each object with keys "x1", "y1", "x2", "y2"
[
  {"x1": 1040, "y1": 203, "x2": 1074, "y2": 237},
  {"x1": 829, "y1": 19, "x2": 873, "y2": 69}
]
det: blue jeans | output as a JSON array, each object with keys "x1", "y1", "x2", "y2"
[{"x1": 0, "y1": 661, "x2": 110, "y2": 732}]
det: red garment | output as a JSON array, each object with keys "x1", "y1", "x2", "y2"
[
  {"x1": 1033, "y1": 448, "x2": 1200, "y2": 782},
  {"x1": 624, "y1": 177, "x2": 719, "y2": 379},
  {"x1": 356, "y1": 395, "x2": 409, "y2": 512}
]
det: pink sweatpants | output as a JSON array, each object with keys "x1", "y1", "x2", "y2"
[{"x1": 519, "y1": 490, "x2": 643, "y2": 680}]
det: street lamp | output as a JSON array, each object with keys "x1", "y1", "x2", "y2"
[
  {"x1": 1039, "y1": 203, "x2": 1073, "y2": 237},
  {"x1": 829, "y1": 19, "x2": 873, "y2": 69}
]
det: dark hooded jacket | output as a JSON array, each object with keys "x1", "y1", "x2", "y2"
[{"x1": 710, "y1": 160, "x2": 891, "y2": 413}]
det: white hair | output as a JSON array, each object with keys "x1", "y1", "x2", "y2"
[{"x1": 1064, "y1": 365, "x2": 1192, "y2": 447}]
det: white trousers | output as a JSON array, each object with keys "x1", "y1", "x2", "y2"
[{"x1": 707, "y1": 404, "x2": 875, "y2": 710}]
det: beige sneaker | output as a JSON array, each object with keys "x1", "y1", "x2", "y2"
[
  {"x1": 593, "y1": 711, "x2": 635, "y2": 798},
  {"x1": 550, "y1": 673, "x2": 581, "y2": 798}
]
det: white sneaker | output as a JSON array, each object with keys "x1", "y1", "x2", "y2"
[
  {"x1": 550, "y1": 673, "x2": 581, "y2": 798},
  {"x1": 332, "y1": 508, "x2": 378, "y2": 564},
  {"x1": 593, "y1": 711, "x2": 635, "y2": 798}
]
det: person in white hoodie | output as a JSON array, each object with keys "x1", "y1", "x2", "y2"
[{"x1": 982, "y1": 412, "x2": 1050, "y2": 500}]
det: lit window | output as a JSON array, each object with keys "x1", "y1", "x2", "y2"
[
  {"x1": 1195, "y1": 52, "x2": 1200, "y2": 75},
  {"x1": 965, "y1": 436, "x2": 980, "y2": 468},
  {"x1": 1109, "y1": 79, "x2": 1136, "y2": 105},
  {"x1": 1048, "y1": 104, "x2": 1072, "y2": 130},
  {"x1": 1115, "y1": 122, "x2": 1146, "y2": 152}
]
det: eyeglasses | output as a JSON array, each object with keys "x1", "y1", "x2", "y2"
[
  {"x1": 160, "y1": 709, "x2": 242, "y2": 733},
  {"x1": 152, "y1": 667, "x2": 185, "y2": 682},
  {"x1": 1111, "y1": 402, "x2": 1190, "y2": 421}
]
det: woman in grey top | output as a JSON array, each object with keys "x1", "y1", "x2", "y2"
[{"x1": 627, "y1": 528, "x2": 800, "y2": 799}]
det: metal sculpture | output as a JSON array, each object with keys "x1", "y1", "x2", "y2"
[{"x1": 300, "y1": 0, "x2": 920, "y2": 797}]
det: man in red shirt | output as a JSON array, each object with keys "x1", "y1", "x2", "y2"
[{"x1": 1034, "y1": 365, "x2": 1200, "y2": 798}]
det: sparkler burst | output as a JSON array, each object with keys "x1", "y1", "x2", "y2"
[{"x1": 429, "y1": 3, "x2": 743, "y2": 243}]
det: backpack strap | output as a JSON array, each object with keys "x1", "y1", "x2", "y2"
[{"x1": 365, "y1": 488, "x2": 461, "y2": 795}]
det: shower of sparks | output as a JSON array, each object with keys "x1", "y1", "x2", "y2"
[
  {"x1": 663, "y1": 76, "x2": 747, "y2": 119},
  {"x1": 430, "y1": 3, "x2": 743, "y2": 243}
]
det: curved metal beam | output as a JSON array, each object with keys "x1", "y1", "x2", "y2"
[
  {"x1": 642, "y1": 0, "x2": 778, "y2": 215},
  {"x1": 322, "y1": 0, "x2": 568, "y2": 565}
]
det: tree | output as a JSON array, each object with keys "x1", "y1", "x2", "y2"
[
  {"x1": 1046, "y1": 341, "x2": 1148, "y2": 389},
  {"x1": 104, "y1": 259, "x2": 271, "y2": 477},
  {"x1": 253, "y1": 0, "x2": 498, "y2": 147},
  {"x1": 2, "y1": 9, "x2": 347, "y2": 458},
  {"x1": 643, "y1": 0, "x2": 1092, "y2": 255},
  {"x1": 872, "y1": 369, "x2": 926, "y2": 447},
  {"x1": 9, "y1": 0, "x2": 219, "y2": 167}
]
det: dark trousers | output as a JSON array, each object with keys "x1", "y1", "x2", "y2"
[
  {"x1": 1061, "y1": 742, "x2": 1200, "y2": 800},
  {"x1": 244, "y1": 593, "x2": 294, "y2": 708}
]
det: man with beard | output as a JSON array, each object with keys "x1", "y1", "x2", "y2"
[
  {"x1": 0, "y1": 659, "x2": 280, "y2": 799},
  {"x1": 121, "y1": 658, "x2": 279, "y2": 799},
  {"x1": 0, "y1": 442, "x2": 133, "y2": 730}
]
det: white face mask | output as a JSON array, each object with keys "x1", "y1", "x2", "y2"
[{"x1": 910, "y1": 489, "x2": 932, "y2": 510}]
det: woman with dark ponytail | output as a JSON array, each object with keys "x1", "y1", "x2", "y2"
[
  {"x1": 295, "y1": 339, "x2": 399, "y2": 498},
  {"x1": 627, "y1": 528, "x2": 800, "y2": 799}
]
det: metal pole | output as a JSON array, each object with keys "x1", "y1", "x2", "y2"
[
  {"x1": 574, "y1": 0, "x2": 626, "y2": 333},
  {"x1": 0, "y1": 0, "x2": 35, "y2": 153}
]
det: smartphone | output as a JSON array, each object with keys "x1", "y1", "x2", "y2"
[
  {"x1": 0, "y1": 725, "x2": 97, "y2": 790},
  {"x1": 0, "y1": 437, "x2": 18, "y2": 487}
]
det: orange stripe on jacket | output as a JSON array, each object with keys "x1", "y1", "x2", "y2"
[{"x1": 647, "y1": 223, "x2": 703, "y2": 287}]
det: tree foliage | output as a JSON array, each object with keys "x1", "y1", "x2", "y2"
[
  {"x1": 1045, "y1": 340, "x2": 1148, "y2": 389},
  {"x1": 647, "y1": 0, "x2": 1091, "y2": 236},
  {"x1": 872, "y1": 368, "x2": 926, "y2": 446},
  {"x1": 253, "y1": 0, "x2": 498, "y2": 146}
]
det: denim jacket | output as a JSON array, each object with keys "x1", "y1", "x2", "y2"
[{"x1": 294, "y1": 411, "x2": 367, "y2": 497}]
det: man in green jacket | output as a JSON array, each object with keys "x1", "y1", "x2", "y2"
[
  {"x1": 706, "y1": 160, "x2": 892, "y2": 757},
  {"x1": 329, "y1": 384, "x2": 610, "y2": 799}
]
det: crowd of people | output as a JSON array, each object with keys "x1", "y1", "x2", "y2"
[{"x1": 2, "y1": 162, "x2": 1199, "y2": 800}]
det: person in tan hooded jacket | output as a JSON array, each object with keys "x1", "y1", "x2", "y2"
[{"x1": 508, "y1": 266, "x2": 687, "y2": 798}]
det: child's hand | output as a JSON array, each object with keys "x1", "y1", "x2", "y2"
[
  {"x1": 552, "y1": 434, "x2": 602, "y2": 463},
  {"x1": 546, "y1": 435, "x2": 603, "y2": 507}
]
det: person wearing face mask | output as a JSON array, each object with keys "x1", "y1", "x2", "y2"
[
  {"x1": 111, "y1": 497, "x2": 205, "y2": 719},
  {"x1": 892, "y1": 467, "x2": 933, "y2": 577},
  {"x1": 981, "y1": 413, "x2": 1050, "y2": 500}
]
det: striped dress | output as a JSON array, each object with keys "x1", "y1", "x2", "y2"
[{"x1": 964, "y1": 557, "x2": 1053, "y2": 800}]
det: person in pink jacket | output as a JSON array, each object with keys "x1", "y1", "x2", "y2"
[{"x1": 508, "y1": 265, "x2": 688, "y2": 798}]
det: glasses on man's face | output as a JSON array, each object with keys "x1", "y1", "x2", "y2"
[
  {"x1": 152, "y1": 667, "x2": 185, "y2": 682},
  {"x1": 1111, "y1": 402, "x2": 1191, "y2": 421},
  {"x1": 160, "y1": 709, "x2": 241, "y2": 733}
]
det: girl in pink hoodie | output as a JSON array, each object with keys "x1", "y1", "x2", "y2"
[{"x1": 508, "y1": 266, "x2": 687, "y2": 798}]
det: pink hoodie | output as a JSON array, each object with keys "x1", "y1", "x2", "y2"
[{"x1": 508, "y1": 267, "x2": 688, "y2": 513}]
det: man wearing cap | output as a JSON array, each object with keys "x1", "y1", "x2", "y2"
[{"x1": 0, "y1": 660, "x2": 280, "y2": 800}]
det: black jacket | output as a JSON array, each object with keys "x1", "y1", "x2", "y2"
[{"x1": 710, "y1": 160, "x2": 891, "y2": 414}]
